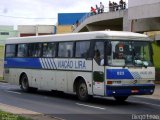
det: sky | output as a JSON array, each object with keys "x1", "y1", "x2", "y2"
[{"x1": 0, "y1": 0, "x2": 128, "y2": 26}]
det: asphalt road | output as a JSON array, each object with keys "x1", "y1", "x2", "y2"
[{"x1": 0, "y1": 82, "x2": 160, "y2": 120}]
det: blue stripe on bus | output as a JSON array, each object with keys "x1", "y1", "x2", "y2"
[
  {"x1": 4, "y1": 58, "x2": 42, "y2": 69},
  {"x1": 106, "y1": 69, "x2": 134, "y2": 79}
]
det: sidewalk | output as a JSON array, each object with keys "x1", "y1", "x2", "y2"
[{"x1": 0, "y1": 103, "x2": 58, "y2": 120}]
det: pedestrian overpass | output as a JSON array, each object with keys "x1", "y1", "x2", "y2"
[{"x1": 73, "y1": 1, "x2": 160, "y2": 33}]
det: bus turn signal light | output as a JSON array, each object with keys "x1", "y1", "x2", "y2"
[{"x1": 107, "y1": 81, "x2": 112, "y2": 84}]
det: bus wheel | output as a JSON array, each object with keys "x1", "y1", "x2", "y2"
[
  {"x1": 76, "y1": 80, "x2": 89, "y2": 101},
  {"x1": 114, "y1": 96, "x2": 128, "y2": 102},
  {"x1": 20, "y1": 74, "x2": 30, "y2": 92}
]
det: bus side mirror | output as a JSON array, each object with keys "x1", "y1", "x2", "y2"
[{"x1": 106, "y1": 42, "x2": 112, "y2": 56}]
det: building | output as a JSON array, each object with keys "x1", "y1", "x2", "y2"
[
  {"x1": 0, "y1": 25, "x2": 18, "y2": 45},
  {"x1": 56, "y1": 13, "x2": 87, "y2": 34},
  {"x1": 128, "y1": 0, "x2": 160, "y2": 20},
  {"x1": 18, "y1": 25, "x2": 56, "y2": 37}
]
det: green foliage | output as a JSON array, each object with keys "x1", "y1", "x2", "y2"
[
  {"x1": 0, "y1": 111, "x2": 32, "y2": 120},
  {"x1": 152, "y1": 43, "x2": 160, "y2": 68}
]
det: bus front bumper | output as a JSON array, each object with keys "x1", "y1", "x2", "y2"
[{"x1": 106, "y1": 84, "x2": 155, "y2": 96}]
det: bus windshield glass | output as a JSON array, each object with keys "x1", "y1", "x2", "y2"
[{"x1": 107, "y1": 40, "x2": 153, "y2": 67}]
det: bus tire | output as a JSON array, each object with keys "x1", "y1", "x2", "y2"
[
  {"x1": 20, "y1": 74, "x2": 30, "y2": 92},
  {"x1": 114, "y1": 96, "x2": 128, "y2": 102},
  {"x1": 76, "y1": 80, "x2": 90, "y2": 101}
]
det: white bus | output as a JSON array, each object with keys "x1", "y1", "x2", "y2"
[{"x1": 4, "y1": 31, "x2": 155, "y2": 101}]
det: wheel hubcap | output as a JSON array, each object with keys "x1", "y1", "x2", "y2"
[
  {"x1": 22, "y1": 77, "x2": 28, "y2": 90},
  {"x1": 79, "y1": 83, "x2": 87, "y2": 97}
]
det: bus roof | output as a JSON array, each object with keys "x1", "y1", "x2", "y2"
[{"x1": 6, "y1": 31, "x2": 151, "y2": 44}]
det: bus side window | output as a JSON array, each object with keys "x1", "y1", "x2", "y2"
[
  {"x1": 75, "y1": 41, "x2": 90, "y2": 58},
  {"x1": 28, "y1": 43, "x2": 42, "y2": 57},
  {"x1": 35, "y1": 43, "x2": 42, "y2": 57},
  {"x1": 58, "y1": 42, "x2": 74, "y2": 58},
  {"x1": 17, "y1": 44, "x2": 28, "y2": 57},
  {"x1": 48, "y1": 43, "x2": 56, "y2": 57},
  {"x1": 43, "y1": 43, "x2": 48, "y2": 57},
  {"x1": 94, "y1": 41, "x2": 104, "y2": 65},
  {"x1": 43, "y1": 42, "x2": 56, "y2": 57},
  {"x1": 5, "y1": 44, "x2": 16, "y2": 57},
  {"x1": 28, "y1": 44, "x2": 33, "y2": 57}
]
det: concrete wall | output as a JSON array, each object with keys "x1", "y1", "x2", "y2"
[
  {"x1": 18, "y1": 25, "x2": 36, "y2": 33},
  {"x1": 18, "y1": 25, "x2": 55, "y2": 37},
  {"x1": 56, "y1": 25, "x2": 72, "y2": 34},
  {"x1": 129, "y1": 0, "x2": 160, "y2": 7},
  {"x1": 128, "y1": 0, "x2": 160, "y2": 19},
  {"x1": 36, "y1": 25, "x2": 55, "y2": 34},
  {"x1": 131, "y1": 18, "x2": 160, "y2": 32}
]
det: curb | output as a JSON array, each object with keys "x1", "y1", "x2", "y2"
[
  {"x1": 0, "y1": 80, "x2": 7, "y2": 83},
  {"x1": 155, "y1": 81, "x2": 160, "y2": 84},
  {"x1": 0, "y1": 103, "x2": 59, "y2": 120}
]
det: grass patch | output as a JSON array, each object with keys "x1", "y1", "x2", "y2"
[{"x1": 0, "y1": 110, "x2": 32, "y2": 120}]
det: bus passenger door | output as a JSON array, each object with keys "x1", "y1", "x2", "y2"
[
  {"x1": 92, "y1": 41, "x2": 105, "y2": 96},
  {"x1": 92, "y1": 60, "x2": 105, "y2": 96}
]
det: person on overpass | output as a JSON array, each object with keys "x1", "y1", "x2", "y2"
[
  {"x1": 119, "y1": 0, "x2": 124, "y2": 10},
  {"x1": 96, "y1": 4, "x2": 100, "y2": 14},
  {"x1": 109, "y1": 1, "x2": 113, "y2": 12},
  {"x1": 91, "y1": 6, "x2": 96, "y2": 15},
  {"x1": 99, "y1": 2, "x2": 104, "y2": 13}
]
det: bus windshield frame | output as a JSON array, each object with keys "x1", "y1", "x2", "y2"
[{"x1": 106, "y1": 40, "x2": 153, "y2": 67}]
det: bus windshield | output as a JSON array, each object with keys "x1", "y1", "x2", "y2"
[{"x1": 107, "y1": 40, "x2": 153, "y2": 67}]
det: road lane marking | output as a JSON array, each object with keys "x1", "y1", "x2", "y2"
[
  {"x1": 44, "y1": 96, "x2": 49, "y2": 99},
  {"x1": 51, "y1": 116, "x2": 66, "y2": 120},
  {"x1": 128, "y1": 100, "x2": 160, "y2": 107},
  {"x1": 76, "y1": 103, "x2": 106, "y2": 110},
  {"x1": 6, "y1": 90, "x2": 21, "y2": 95}
]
